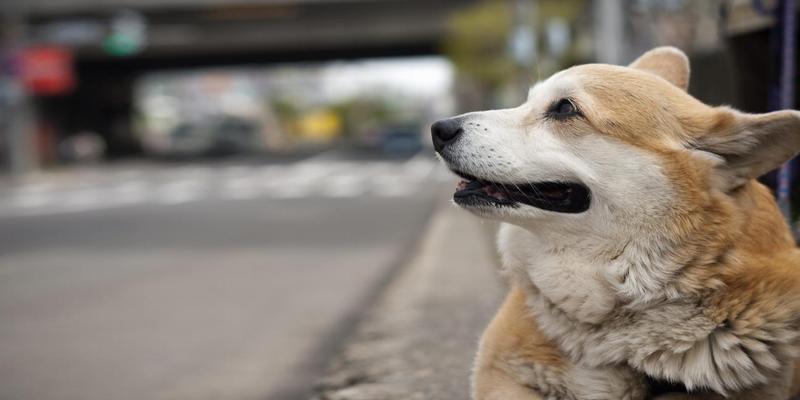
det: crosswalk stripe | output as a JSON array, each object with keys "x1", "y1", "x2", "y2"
[
  {"x1": 62, "y1": 190, "x2": 104, "y2": 209},
  {"x1": 112, "y1": 181, "x2": 149, "y2": 204},
  {"x1": 320, "y1": 174, "x2": 365, "y2": 198},
  {"x1": 269, "y1": 185, "x2": 313, "y2": 199},
  {"x1": 372, "y1": 183, "x2": 416, "y2": 197},
  {"x1": 157, "y1": 180, "x2": 207, "y2": 205},
  {"x1": 0, "y1": 157, "x2": 443, "y2": 216},
  {"x1": 11, "y1": 192, "x2": 51, "y2": 209},
  {"x1": 222, "y1": 176, "x2": 263, "y2": 200}
]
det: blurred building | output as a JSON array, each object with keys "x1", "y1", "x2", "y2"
[
  {"x1": 593, "y1": 0, "x2": 795, "y2": 114},
  {"x1": 1, "y1": 0, "x2": 797, "y2": 171},
  {"x1": 0, "y1": 0, "x2": 475, "y2": 170}
]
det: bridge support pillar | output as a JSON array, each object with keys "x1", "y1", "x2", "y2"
[{"x1": 1, "y1": 6, "x2": 38, "y2": 175}]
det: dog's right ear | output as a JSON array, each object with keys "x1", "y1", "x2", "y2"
[{"x1": 628, "y1": 47, "x2": 690, "y2": 91}]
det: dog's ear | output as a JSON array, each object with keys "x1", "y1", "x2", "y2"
[
  {"x1": 695, "y1": 109, "x2": 800, "y2": 191},
  {"x1": 628, "y1": 47, "x2": 690, "y2": 91}
]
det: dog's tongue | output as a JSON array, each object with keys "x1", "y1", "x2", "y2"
[
  {"x1": 456, "y1": 179, "x2": 508, "y2": 200},
  {"x1": 486, "y1": 185, "x2": 507, "y2": 200},
  {"x1": 457, "y1": 179, "x2": 484, "y2": 192}
]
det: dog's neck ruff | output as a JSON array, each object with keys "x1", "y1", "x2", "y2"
[{"x1": 500, "y1": 190, "x2": 797, "y2": 396}]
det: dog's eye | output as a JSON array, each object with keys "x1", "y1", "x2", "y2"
[{"x1": 548, "y1": 98, "x2": 579, "y2": 119}]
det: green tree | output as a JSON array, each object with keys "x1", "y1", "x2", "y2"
[
  {"x1": 444, "y1": 1, "x2": 515, "y2": 106},
  {"x1": 443, "y1": 0, "x2": 589, "y2": 108}
]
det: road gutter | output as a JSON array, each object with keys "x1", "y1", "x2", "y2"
[{"x1": 311, "y1": 195, "x2": 506, "y2": 400}]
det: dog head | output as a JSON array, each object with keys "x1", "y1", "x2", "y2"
[{"x1": 433, "y1": 47, "x2": 800, "y2": 241}]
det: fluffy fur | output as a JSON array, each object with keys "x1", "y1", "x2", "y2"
[{"x1": 435, "y1": 47, "x2": 800, "y2": 399}]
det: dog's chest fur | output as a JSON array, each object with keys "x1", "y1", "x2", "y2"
[
  {"x1": 497, "y1": 222, "x2": 795, "y2": 395},
  {"x1": 498, "y1": 224, "x2": 618, "y2": 324}
]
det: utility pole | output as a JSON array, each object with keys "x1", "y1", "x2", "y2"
[
  {"x1": 776, "y1": 0, "x2": 797, "y2": 231},
  {"x1": 509, "y1": 0, "x2": 537, "y2": 103},
  {"x1": 1, "y1": 1, "x2": 36, "y2": 175},
  {"x1": 594, "y1": 0, "x2": 625, "y2": 65}
]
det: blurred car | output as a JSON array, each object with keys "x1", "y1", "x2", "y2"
[
  {"x1": 58, "y1": 131, "x2": 106, "y2": 163},
  {"x1": 381, "y1": 129, "x2": 423, "y2": 155},
  {"x1": 357, "y1": 125, "x2": 423, "y2": 156},
  {"x1": 144, "y1": 116, "x2": 261, "y2": 157}
]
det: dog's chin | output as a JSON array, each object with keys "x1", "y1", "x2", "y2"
[{"x1": 449, "y1": 169, "x2": 591, "y2": 216}]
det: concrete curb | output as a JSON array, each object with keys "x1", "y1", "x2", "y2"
[{"x1": 311, "y1": 198, "x2": 505, "y2": 400}]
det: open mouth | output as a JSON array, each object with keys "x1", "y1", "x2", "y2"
[{"x1": 452, "y1": 171, "x2": 591, "y2": 214}]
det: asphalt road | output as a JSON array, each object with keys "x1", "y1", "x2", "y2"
[{"x1": 0, "y1": 153, "x2": 444, "y2": 400}]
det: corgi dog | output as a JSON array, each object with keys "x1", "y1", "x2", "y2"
[{"x1": 432, "y1": 47, "x2": 800, "y2": 399}]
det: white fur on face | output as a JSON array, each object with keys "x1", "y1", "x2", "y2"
[
  {"x1": 498, "y1": 223, "x2": 618, "y2": 324},
  {"x1": 442, "y1": 70, "x2": 676, "y2": 233},
  {"x1": 443, "y1": 71, "x2": 684, "y2": 319}
]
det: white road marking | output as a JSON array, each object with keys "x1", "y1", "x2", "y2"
[
  {"x1": 403, "y1": 154, "x2": 437, "y2": 181},
  {"x1": 320, "y1": 174, "x2": 365, "y2": 198},
  {"x1": 115, "y1": 168, "x2": 145, "y2": 180},
  {"x1": 157, "y1": 180, "x2": 207, "y2": 205},
  {"x1": 171, "y1": 166, "x2": 213, "y2": 181},
  {"x1": 16, "y1": 182, "x2": 55, "y2": 194},
  {"x1": 290, "y1": 163, "x2": 332, "y2": 184},
  {"x1": 10, "y1": 192, "x2": 51, "y2": 209},
  {"x1": 222, "y1": 165, "x2": 252, "y2": 177},
  {"x1": 269, "y1": 184, "x2": 313, "y2": 199},
  {"x1": 372, "y1": 182, "x2": 416, "y2": 197},
  {"x1": 112, "y1": 181, "x2": 149, "y2": 204},
  {"x1": 62, "y1": 189, "x2": 104, "y2": 209},
  {"x1": 0, "y1": 156, "x2": 441, "y2": 216},
  {"x1": 222, "y1": 176, "x2": 262, "y2": 200}
]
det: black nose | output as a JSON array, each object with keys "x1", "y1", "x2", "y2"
[{"x1": 431, "y1": 118, "x2": 463, "y2": 152}]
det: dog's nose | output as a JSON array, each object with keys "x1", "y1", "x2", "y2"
[{"x1": 431, "y1": 118, "x2": 463, "y2": 152}]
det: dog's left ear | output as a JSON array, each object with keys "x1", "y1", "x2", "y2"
[
  {"x1": 695, "y1": 109, "x2": 800, "y2": 191},
  {"x1": 628, "y1": 47, "x2": 690, "y2": 91}
]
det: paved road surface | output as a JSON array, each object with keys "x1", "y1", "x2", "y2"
[{"x1": 0, "y1": 152, "x2": 448, "y2": 400}]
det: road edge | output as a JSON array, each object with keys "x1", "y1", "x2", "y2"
[{"x1": 309, "y1": 194, "x2": 506, "y2": 400}]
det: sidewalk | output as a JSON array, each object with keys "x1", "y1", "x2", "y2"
[{"x1": 311, "y1": 196, "x2": 506, "y2": 400}]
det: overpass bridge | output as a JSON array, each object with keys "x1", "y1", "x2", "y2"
[
  {"x1": 28, "y1": 0, "x2": 474, "y2": 68},
  {"x1": 8, "y1": 0, "x2": 475, "y2": 161}
]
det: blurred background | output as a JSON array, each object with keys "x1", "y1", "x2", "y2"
[{"x1": 0, "y1": 0, "x2": 797, "y2": 399}]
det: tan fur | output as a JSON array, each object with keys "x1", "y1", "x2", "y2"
[
  {"x1": 475, "y1": 182, "x2": 800, "y2": 399},
  {"x1": 457, "y1": 48, "x2": 800, "y2": 399},
  {"x1": 475, "y1": 287, "x2": 650, "y2": 400},
  {"x1": 473, "y1": 287, "x2": 565, "y2": 400},
  {"x1": 627, "y1": 46, "x2": 690, "y2": 91}
]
